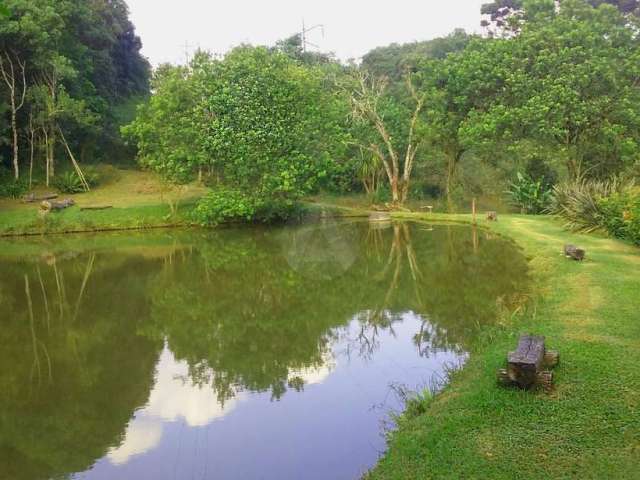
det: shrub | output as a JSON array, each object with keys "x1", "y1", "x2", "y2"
[
  {"x1": 0, "y1": 169, "x2": 28, "y2": 198},
  {"x1": 506, "y1": 172, "x2": 552, "y2": 214},
  {"x1": 598, "y1": 190, "x2": 640, "y2": 245},
  {"x1": 192, "y1": 188, "x2": 256, "y2": 226},
  {"x1": 547, "y1": 177, "x2": 628, "y2": 232},
  {"x1": 53, "y1": 168, "x2": 99, "y2": 194},
  {"x1": 192, "y1": 188, "x2": 307, "y2": 226}
]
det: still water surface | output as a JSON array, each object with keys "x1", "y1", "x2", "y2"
[{"x1": 0, "y1": 220, "x2": 529, "y2": 480}]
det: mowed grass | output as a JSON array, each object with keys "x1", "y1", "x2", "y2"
[
  {"x1": 0, "y1": 168, "x2": 207, "y2": 236},
  {"x1": 368, "y1": 214, "x2": 640, "y2": 479}
]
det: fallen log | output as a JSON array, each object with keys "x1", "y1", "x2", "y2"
[
  {"x1": 40, "y1": 198, "x2": 75, "y2": 212},
  {"x1": 486, "y1": 211, "x2": 498, "y2": 221},
  {"x1": 497, "y1": 335, "x2": 559, "y2": 392},
  {"x1": 564, "y1": 244, "x2": 586, "y2": 261},
  {"x1": 80, "y1": 205, "x2": 113, "y2": 211},
  {"x1": 22, "y1": 192, "x2": 58, "y2": 203}
]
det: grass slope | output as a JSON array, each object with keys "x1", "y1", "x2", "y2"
[
  {"x1": 0, "y1": 169, "x2": 207, "y2": 236},
  {"x1": 369, "y1": 214, "x2": 640, "y2": 479}
]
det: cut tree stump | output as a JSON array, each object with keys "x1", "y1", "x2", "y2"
[
  {"x1": 497, "y1": 335, "x2": 559, "y2": 391},
  {"x1": 22, "y1": 192, "x2": 58, "y2": 203},
  {"x1": 40, "y1": 198, "x2": 75, "y2": 212},
  {"x1": 564, "y1": 244, "x2": 586, "y2": 261},
  {"x1": 486, "y1": 211, "x2": 498, "y2": 221}
]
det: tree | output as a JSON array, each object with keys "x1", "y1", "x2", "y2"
[
  {"x1": 481, "y1": 0, "x2": 640, "y2": 35},
  {"x1": 126, "y1": 46, "x2": 348, "y2": 220},
  {"x1": 467, "y1": 0, "x2": 640, "y2": 179},
  {"x1": 349, "y1": 71, "x2": 426, "y2": 206},
  {"x1": 0, "y1": 50, "x2": 26, "y2": 179},
  {"x1": 362, "y1": 29, "x2": 474, "y2": 80},
  {"x1": 0, "y1": 0, "x2": 149, "y2": 182}
]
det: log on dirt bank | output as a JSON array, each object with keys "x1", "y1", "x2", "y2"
[{"x1": 40, "y1": 198, "x2": 75, "y2": 212}]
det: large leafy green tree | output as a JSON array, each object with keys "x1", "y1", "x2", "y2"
[
  {"x1": 467, "y1": 0, "x2": 640, "y2": 179},
  {"x1": 126, "y1": 46, "x2": 349, "y2": 219}
]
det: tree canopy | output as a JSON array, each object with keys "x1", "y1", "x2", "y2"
[{"x1": 0, "y1": 0, "x2": 149, "y2": 182}]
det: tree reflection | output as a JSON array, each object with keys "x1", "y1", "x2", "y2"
[
  {"x1": 0, "y1": 222, "x2": 529, "y2": 479},
  {"x1": 0, "y1": 254, "x2": 161, "y2": 480},
  {"x1": 143, "y1": 221, "x2": 529, "y2": 400}
]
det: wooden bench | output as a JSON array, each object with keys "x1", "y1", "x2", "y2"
[
  {"x1": 564, "y1": 244, "x2": 586, "y2": 261},
  {"x1": 420, "y1": 205, "x2": 434, "y2": 214},
  {"x1": 486, "y1": 211, "x2": 498, "y2": 221},
  {"x1": 498, "y1": 335, "x2": 559, "y2": 391}
]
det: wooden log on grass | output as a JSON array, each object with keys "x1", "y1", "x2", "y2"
[
  {"x1": 40, "y1": 198, "x2": 75, "y2": 212},
  {"x1": 80, "y1": 205, "x2": 113, "y2": 211},
  {"x1": 564, "y1": 244, "x2": 586, "y2": 261},
  {"x1": 497, "y1": 335, "x2": 559, "y2": 391},
  {"x1": 22, "y1": 192, "x2": 58, "y2": 203}
]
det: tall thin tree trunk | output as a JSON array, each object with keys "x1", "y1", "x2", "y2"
[
  {"x1": 0, "y1": 52, "x2": 27, "y2": 180},
  {"x1": 390, "y1": 175, "x2": 400, "y2": 204},
  {"x1": 28, "y1": 114, "x2": 35, "y2": 189},
  {"x1": 10, "y1": 108, "x2": 19, "y2": 179},
  {"x1": 43, "y1": 128, "x2": 50, "y2": 187},
  {"x1": 446, "y1": 155, "x2": 455, "y2": 213}
]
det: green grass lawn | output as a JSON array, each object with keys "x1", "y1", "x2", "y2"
[
  {"x1": 0, "y1": 168, "x2": 207, "y2": 236},
  {"x1": 368, "y1": 213, "x2": 640, "y2": 479}
]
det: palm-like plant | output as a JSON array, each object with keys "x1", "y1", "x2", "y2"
[{"x1": 547, "y1": 177, "x2": 629, "y2": 232}]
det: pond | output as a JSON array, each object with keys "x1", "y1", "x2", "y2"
[{"x1": 0, "y1": 220, "x2": 529, "y2": 480}]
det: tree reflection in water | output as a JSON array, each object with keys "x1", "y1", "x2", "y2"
[{"x1": 0, "y1": 221, "x2": 529, "y2": 479}]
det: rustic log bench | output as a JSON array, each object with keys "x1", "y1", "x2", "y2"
[
  {"x1": 564, "y1": 244, "x2": 586, "y2": 261},
  {"x1": 498, "y1": 335, "x2": 559, "y2": 391},
  {"x1": 486, "y1": 211, "x2": 498, "y2": 221},
  {"x1": 40, "y1": 198, "x2": 75, "y2": 212}
]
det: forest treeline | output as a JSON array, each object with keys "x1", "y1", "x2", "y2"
[
  {"x1": 0, "y1": 0, "x2": 149, "y2": 188},
  {"x1": 124, "y1": 0, "x2": 640, "y2": 219},
  {"x1": 1, "y1": 0, "x2": 639, "y2": 242}
]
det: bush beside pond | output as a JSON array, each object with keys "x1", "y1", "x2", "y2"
[
  {"x1": 598, "y1": 189, "x2": 640, "y2": 246},
  {"x1": 192, "y1": 188, "x2": 306, "y2": 226}
]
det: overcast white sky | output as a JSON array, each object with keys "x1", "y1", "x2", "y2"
[{"x1": 126, "y1": 0, "x2": 486, "y2": 66}]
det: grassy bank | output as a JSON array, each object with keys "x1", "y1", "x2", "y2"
[
  {"x1": 0, "y1": 169, "x2": 207, "y2": 236},
  {"x1": 368, "y1": 213, "x2": 640, "y2": 479}
]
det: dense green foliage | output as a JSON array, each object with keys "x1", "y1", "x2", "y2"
[
  {"x1": 4, "y1": 0, "x2": 639, "y2": 229},
  {"x1": 125, "y1": 46, "x2": 349, "y2": 222},
  {"x1": 598, "y1": 189, "x2": 640, "y2": 244},
  {"x1": 547, "y1": 177, "x2": 628, "y2": 231},
  {"x1": 52, "y1": 168, "x2": 99, "y2": 194},
  {"x1": 0, "y1": 0, "x2": 149, "y2": 187},
  {"x1": 0, "y1": 166, "x2": 27, "y2": 198},
  {"x1": 506, "y1": 172, "x2": 552, "y2": 214},
  {"x1": 120, "y1": 0, "x2": 640, "y2": 221}
]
